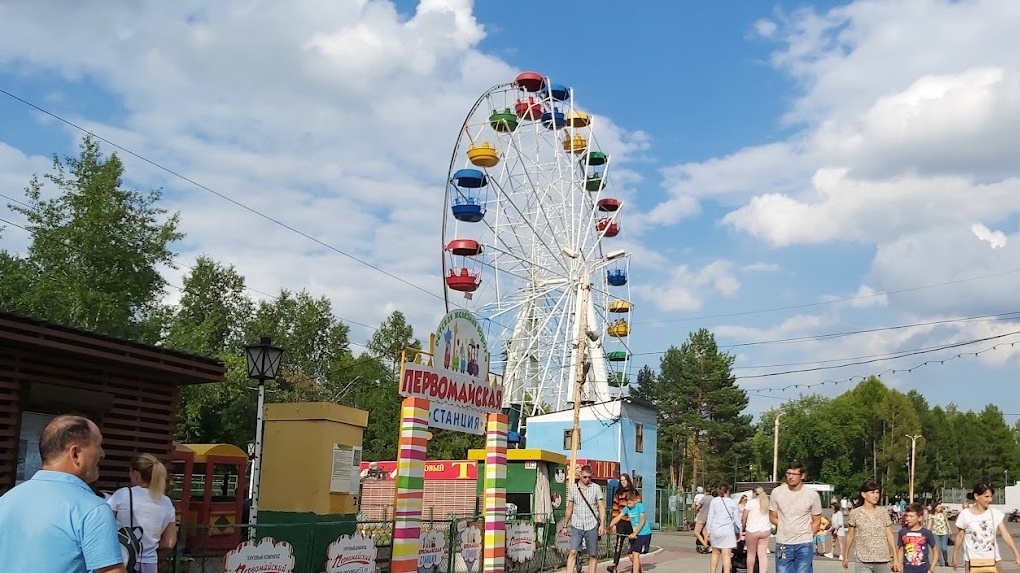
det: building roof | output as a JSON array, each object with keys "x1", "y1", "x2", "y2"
[{"x1": 0, "y1": 311, "x2": 225, "y2": 384}]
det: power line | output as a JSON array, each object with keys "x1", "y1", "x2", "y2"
[
  {"x1": 0, "y1": 213, "x2": 378, "y2": 350},
  {"x1": 633, "y1": 268, "x2": 1020, "y2": 325},
  {"x1": 1, "y1": 191, "x2": 376, "y2": 333},
  {"x1": 748, "y1": 334, "x2": 1020, "y2": 393},
  {"x1": 0, "y1": 86, "x2": 445, "y2": 303},
  {"x1": 736, "y1": 330, "x2": 1020, "y2": 380},
  {"x1": 629, "y1": 310, "x2": 1020, "y2": 358}
]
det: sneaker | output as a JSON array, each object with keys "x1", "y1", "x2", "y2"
[
  {"x1": 824, "y1": 553, "x2": 834, "y2": 559},
  {"x1": 607, "y1": 567, "x2": 616, "y2": 573}
]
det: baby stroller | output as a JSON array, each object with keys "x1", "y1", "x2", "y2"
[
  {"x1": 732, "y1": 538, "x2": 761, "y2": 573},
  {"x1": 696, "y1": 537, "x2": 711, "y2": 554}
]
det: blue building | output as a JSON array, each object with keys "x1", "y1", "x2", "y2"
[{"x1": 524, "y1": 398, "x2": 658, "y2": 526}]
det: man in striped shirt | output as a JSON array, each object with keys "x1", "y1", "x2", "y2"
[{"x1": 561, "y1": 465, "x2": 606, "y2": 573}]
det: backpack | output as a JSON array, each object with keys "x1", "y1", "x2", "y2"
[{"x1": 117, "y1": 487, "x2": 144, "y2": 573}]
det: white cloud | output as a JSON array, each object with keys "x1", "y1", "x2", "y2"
[
  {"x1": 634, "y1": 260, "x2": 740, "y2": 312},
  {"x1": 972, "y1": 223, "x2": 1008, "y2": 249},
  {"x1": 0, "y1": 1, "x2": 654, "y2": 342},
  {"x1": 742, "y1": 262, "x2": 780, "y2": 273},
  {"x1": 754, "y1": 19, "x2": 777, "y2": 39}
]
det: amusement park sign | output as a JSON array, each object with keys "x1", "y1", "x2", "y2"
[{"x1": 399, "y1": 310, "x2": 502, "y2": 434}]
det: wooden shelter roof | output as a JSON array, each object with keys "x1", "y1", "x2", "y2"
[{"x1": 0, "y1": 311, "x2": 225, "y2": 384}]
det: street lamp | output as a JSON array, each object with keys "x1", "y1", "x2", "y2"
[
  {"x1": 772, "y1": 412, "x2": 783, "y2": 482},
  {"x1": 566, "y1": 251, "x2": 628, "y2": 482},
  {"x1": 244, "y1": 336, "x2": 285, "y2": 536},
  {"x1": 906, "y1": 434, "x2": 923, "y2": 503}
]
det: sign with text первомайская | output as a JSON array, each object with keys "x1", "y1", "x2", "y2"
[{"x1": 399, "y1": 310, "x2": 502, "y2": 435}]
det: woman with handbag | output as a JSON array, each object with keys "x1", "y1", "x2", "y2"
[
  {"x1": 951, "y1": 483, "x2": 1020, "y2": 573},
  {"x1": 707, "y1": 483, "x2": 740, "y2": 573},
  {"x1": 107, "y1": 453, "x2": 177, "y2": 573}
]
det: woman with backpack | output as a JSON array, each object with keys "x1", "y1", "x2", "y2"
[{"x1": 107, "y1": 453, "x2": 178, "y2": 573}]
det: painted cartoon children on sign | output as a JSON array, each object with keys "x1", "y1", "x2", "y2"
[{"x1": 436, "y1": 310, "x2": 489, "y2": 381}]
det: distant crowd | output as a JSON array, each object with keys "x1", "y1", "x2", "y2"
[{"x1": 689, "y1": 461, "x2": 1020, "y2": 573}]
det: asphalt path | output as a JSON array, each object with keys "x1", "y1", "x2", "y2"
[{"x1": 568, "y1": 529, "x2": 1020, "y2": 573}]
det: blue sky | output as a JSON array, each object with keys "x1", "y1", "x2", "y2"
[{"x1": 1, "y1": 0, "x2": 1019, "y2": 423}]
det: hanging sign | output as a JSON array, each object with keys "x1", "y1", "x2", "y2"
[
  {"x1": 459, "y1": 523, "x2": 482, "y2": 573},
  {"x1": 223, "y1": 537, "x2": 295, "y2": 573},
  {"x1": 359, "y1": 460, "x2": 477, "y2": 480},
  {"x1": 400, "y1": 311, "x2": 503, "y2": 433},
  {"x1": 506, "y1": 522, "x2": 537, "y2": 563},
  {"x1": 417, "y1": 529, "x2": 447, "y2": 572},
  {"x1": 324, "y1": 533, "x2": 377, "y2": 573}
]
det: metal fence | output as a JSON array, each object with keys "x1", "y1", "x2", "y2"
[
  {"x1": 654, "y1": 487, "x2": 697, "y2": 531},
  {"x1": 166, "y1": 512, "x2": 618, "y2": 573}
]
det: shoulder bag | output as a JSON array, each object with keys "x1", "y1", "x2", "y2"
[
  {"x1": 576, "y1": 484, "x2": 602, "y2": 537},
  {"x1": 118, "y1": 487, "x2": 144, "y2": 573},
  {"x1": 968, "y1": 511, "x2": 1000, "y2": 573},
  {"x1": 725, "y1": 500, "x2": 741, "y2": 536}
]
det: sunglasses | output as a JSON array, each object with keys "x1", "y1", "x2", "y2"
[{"x1": 580, "y1": 475, "x2": 592, "y2": 480}]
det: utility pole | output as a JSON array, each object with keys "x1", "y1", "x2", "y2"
[
  {"x1": 906, "y1": 433, "x2": 922, "y2": 503},
  {"x1": 772, "y1": 412, "x2": 783, "y2": 482},
  {"x1": 568, "y1": 283, "x2": 591, "y2": 483}
]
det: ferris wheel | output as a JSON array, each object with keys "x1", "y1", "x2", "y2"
[{"x1": 441, "y1": 72, "x2": 635, "y2": 422}]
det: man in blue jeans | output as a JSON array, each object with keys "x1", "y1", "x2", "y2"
[{"x1": 770, "y1": 461, "x2": 822, "y2": 573}]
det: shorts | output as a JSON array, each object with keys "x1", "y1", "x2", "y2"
[
  {"x1": 630, "y1": 534, "x2": 652, "y2": 554},
  {"x1": 815, "y1": 535, "x2": 826, "y2": 544},
  {"x1": 570, "y1": 526, "x2": 599, "y2": 556}
]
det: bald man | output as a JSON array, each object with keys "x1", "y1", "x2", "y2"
[{"x1": 0, "y1": 415, "x2": 126, "y2": 573}]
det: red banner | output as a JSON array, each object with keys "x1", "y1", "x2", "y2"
[
  {"x1": 571, "y1": 459, "x2": 620, "y2": 481},
  {"x1": 360, "y1": 460, "x2": 477, "y2": 480}
]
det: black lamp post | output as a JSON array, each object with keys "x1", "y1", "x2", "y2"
[{"x1": 243, "y1": 336, "x2": 284, "y2": 535}]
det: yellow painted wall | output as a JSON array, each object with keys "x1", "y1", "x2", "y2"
[{"x1": 260, "y1": 402, "x2": 369, "y2": 515}]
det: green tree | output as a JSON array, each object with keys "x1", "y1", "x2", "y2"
[
  {"x1": 633, "y1": 328, "x2": 752, "y2": 488},
  {"x1": 3, "y1": 135, "x2": 181, "y2": 341},
  {"x1": 165, "y1": 256, "x2": 252, "y2": 356}
]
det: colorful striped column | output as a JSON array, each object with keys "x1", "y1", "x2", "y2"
[
  {"x1": 390, "y1": 396, "x2": 430, "y2": 573},
  {"x1": 482, "y1": 412, "x2": 508, "y2": 573}
]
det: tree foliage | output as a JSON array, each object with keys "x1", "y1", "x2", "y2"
[
  {"x1": 632, "y1": 328, "x2": 753, "y2": 489},
  {"x1": 748, "y1": 377, "x2": 1020, "y2": 498},
  {"x1": 2, "y1": 135, "x2": 181, "y2": 341}
]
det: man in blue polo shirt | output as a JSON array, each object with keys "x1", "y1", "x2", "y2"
[{"x1": 0, "y1": 414, "x2": 125, "y2": 573}]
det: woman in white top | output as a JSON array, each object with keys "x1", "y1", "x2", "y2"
[
  {"x1": 743, "y1": 486, "x2": 773, "y2": 573},
  {"x1": 707, "y1": 483, "x2": 740, "y2": 573},
  {"x1": 108, "y1": 453, "x2": 178, "y2": 573},
  {"x1": 951, "y1": 483, "x2": 1020, "y2": 571}
]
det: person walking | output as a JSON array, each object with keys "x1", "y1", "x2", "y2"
[
  {"x1": 561, "y1": 465, "x2": 606, "y2": 573},
  {"x1": 707, "y1": 483, "x2": 740, "y2": 573},
  {"x1": 697, "y1": 487, "x2": 716, "y2": 553},
  {"x1": 0, "y1": 415, "x2": 125, "y2": 573},
  {"x1": 952, "y1": 483, "x2": 1020, "y2": 572},
  {"x1": 895, "y1": 503, "x2": 938, "y2": 573},
  {"x1": 770, "y1": 461, "x2": 822, "y2": 573},
  {"x1": 608, "y1": 473, "x2": 636, "y2": 573},
  {"x1": 609, "y1": 490, "x2": 652, "y2": 573},
  {"x1": 743, "y1": 486, "x2": 773, "y2": 573},
  {"x1": 831, "y1": 500, "x2": 846, "y2": 559},
  {"x1": 843, "y1": 480, "x2": 898, "y2": 573},
  {"x1": 108, "y1": 453, "x2": 178, "y2": 573},
  {"x1": 928, "y1": 501, "x2": 950, "y2": 567}
]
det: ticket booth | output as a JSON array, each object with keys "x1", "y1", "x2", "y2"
[{"x1": 172, "y1": 443, "x2": 248, "y2": 555}]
